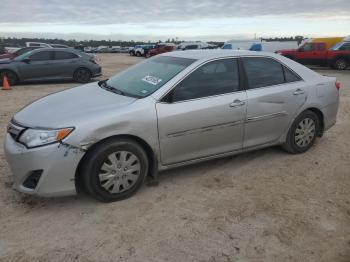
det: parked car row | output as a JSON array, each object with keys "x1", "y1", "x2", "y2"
[
  {"x1": 129, "y1": 42, "x2": 218, "y2": 59},
  {"x1": 84, "y1": 46, "x2": 130, "y2": 53}
]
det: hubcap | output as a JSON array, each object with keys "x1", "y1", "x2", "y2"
[
  {"x1": 98, "y1": 151, "x2": 141, "y2": 194},
  {"x1": 77, "y1": 70, "x2": 89, "y2": 81},
  {"x1": 337, "y1": 60, "x2": 346, "y2": 70},
  {"x1": 294, "y1": 118, "x2": 316, "y2": 147}
]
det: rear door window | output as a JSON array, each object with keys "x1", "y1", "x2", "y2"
[
  {"x1": 242, "y1": 57, "x2": 285, "y2": 89},
  {"x1": 318, "y1": 43, "x2": 326, "y2": 51},
  {"x1": 302, "y1": 43, "x2": 315, "y2": 51},
  {"x1": 243, "y1": 57, "x2": 301, "y2": 89},
  {"x1": 54, "y1": 51, "x2": 79, "y2": 60},
  {"x1": 30, "y1": 51, "x2": 54, "y2": 61}
]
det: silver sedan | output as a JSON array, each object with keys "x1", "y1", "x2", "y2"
[{"x1": 4, "y1": 50, "x2": 340, "y2": 202}]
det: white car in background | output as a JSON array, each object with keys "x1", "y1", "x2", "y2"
[{"x1": 222, "y1": 40, "x2": 299, "y2": 52}]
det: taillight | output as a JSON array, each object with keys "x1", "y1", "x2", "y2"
[
  {"x1": 90, "y1": 58, "x2": 98, "y2": 64},
  {"x1": 335, "y1": 81, "x2": 341, "y2": 90}
]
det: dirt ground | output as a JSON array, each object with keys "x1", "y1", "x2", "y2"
[{"x1": 0, "y1": 54, "x2": 349, "y2": 262}]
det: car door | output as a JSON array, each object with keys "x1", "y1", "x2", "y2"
[
  {"x1": 295, "y1": 43, "x2": 321, "y2": 65},
  {"x1": 18, "y1": 50, "x2": 55, "y2": 81},
  {"x1": 52, "y1": 51, "x2": 80, "y2": 78},
  {"x1": 156, "y1": 58, "x2": 247, "y2": 165},
  {"x1": 241, "y1": 57, "x2": 307, "y2": 148}
]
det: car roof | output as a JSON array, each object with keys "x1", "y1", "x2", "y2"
[
  {"x1": 159, "y1": 49, "x2": 321, "y2": 81},
  {"x1": 159, "y1": 49, "x2": 282, "y2": 60}
]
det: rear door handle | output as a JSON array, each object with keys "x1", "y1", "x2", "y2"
[
  {"x1": 293, "y1": 89, "x2": 305, "y2": 95},
  {"x1": 229, "y1": 100, "x2": 245, "y2": 108}
]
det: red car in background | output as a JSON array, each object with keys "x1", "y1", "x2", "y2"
[
  {"x1": 276, "y1": 41, "x2": 350, "y2": 70},
  {"x1": 0, "y1": 47, "x2": 42, "y2": 60},
  {"x1": 145, "y1": 43, "x2": 176, "y2": 58}
]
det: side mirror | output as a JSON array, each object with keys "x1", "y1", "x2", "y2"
[
  {"x1": 22, "y1": 58, "x2": 31, "y2": 63},
  {"x1": 298, "y1": 48, "x2": 304, "y2": 52}
]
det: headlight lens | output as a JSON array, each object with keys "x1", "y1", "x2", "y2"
[{"x1": 19, "y1": 128, "x2": 74, "y2": 148}]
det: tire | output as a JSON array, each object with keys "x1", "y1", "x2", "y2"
[
  {"x1": 136, "y1": 52, "x2": 141, "y2": 57},
  {"x1": 282, "y1": 110, "x2": 320, "y2": 154},
  {"x1": 145, "y1": 53, "x2": 151, "y2": 58},
  {"x1": 81, "y1": 138, "x2": 149, "y2": 202},
  {"x1": 333, "y1": 58, "x2": 348, "y2": 70},
  {"x1": 0, "y1": 70, "x2": 18, "y2": 86},
  {"x1": 73, "y1": 68, "x2": 91, "y2": 83}
]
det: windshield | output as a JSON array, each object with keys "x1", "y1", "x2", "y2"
[
  {"x1": 14, "y1": 50, "x2": 34, "y2": 61},
  {"x1": 105, "y1": 56, "x2": 196, "y2": 98},
  {"x1": 330, "y1": 42, "x2": 344, "y2": 50}
]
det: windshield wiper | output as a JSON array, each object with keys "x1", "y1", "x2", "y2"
[
  {"x1": 98, "y1": 79, "x2": 143, "y2": 99},
  {"x1": 98, "y1": 80, "x2": 126, "y2": 95}
]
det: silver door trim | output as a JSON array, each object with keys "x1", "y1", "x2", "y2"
[
  {"x1": 167, "y1": 120, "x2": 243, "y2": 138},
  {"x1": 245, "y1": 111, "x2": 288, "y2": 123}
]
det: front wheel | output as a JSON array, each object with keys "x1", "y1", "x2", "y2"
[
  {"x1": 74, "y1": 68, "x2": 91, "y2": 83},
  {"x1": 283, "y1": 110, "x2": 320, "y2": 154},
  {"x1": 81, "y1": 138, "x2": 149, "y2": 202},
  {"x1": 333, "y1": 58, "x2": 348, "y2": 70}
]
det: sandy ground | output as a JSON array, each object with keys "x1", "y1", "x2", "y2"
[{"x1": 0, "y1": 54, "x2": 349, "y2": 262}]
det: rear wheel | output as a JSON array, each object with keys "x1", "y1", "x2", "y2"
[
  {"x1": 81, "y1": 138, "x2": 149, "y2": 202},
  {"x1": 0, "y1": 70, "x2": 18, "y2": 86},
  {"x1": 333, "y1": 58, "x2": 348, "y2": 70},
  {"x1": 73, "y1": 68, "x2": 91, "y2": 83},
  {"x1": 283, "y1": 110, "x2": 320, "y2": 154}
]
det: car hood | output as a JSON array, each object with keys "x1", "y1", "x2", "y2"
[
  {"x1": 0, "y1": 58, "x2": 13, "y2": 64},
  {"x1": 277, "y1": 49, "x2": 297, "y2": 53},
  {"x1": 14, "y1": 82, "x2": 137, "y2": 127}
]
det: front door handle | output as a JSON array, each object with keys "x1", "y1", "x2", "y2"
[
  {"x1": 229, "y1": 100, "x2": 245, "y2": 108},
  {"x1": 293, "y1": 89, "x2": 305, "y2": 95}
]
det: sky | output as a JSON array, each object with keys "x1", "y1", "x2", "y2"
[{"x1": 0, "y1": 0, "x2": 349, "y2": 41}]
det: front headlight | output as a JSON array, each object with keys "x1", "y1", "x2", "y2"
[{"x1": 19, "y1": 128, "x2": 74, "y2": 148}]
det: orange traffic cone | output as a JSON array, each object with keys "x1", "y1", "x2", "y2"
[{"x1": 2, "y1": 74, "x2": 11, "y2": 90}]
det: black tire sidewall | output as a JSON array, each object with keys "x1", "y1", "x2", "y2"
[
  {"x1": 287, "y1": 111, "x2": 319, "y2": 154},
  {"x1": 82, "y1": 139, "x2": 148, "y2": 202},
  {"x1": 74, "y1": 68, "x2": 91, "y2": 83}
]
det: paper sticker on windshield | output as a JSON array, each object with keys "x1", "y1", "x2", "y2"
[{"x1": 142, "y1": 75, "x2": 162, "y2": 86}]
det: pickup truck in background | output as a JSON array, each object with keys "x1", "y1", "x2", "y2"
[
  {"x1": 145, "y1": 43, "x2": 176, "y2": 58},
  {"x1": 276, "y1": 41, "x2": 350, "y2": 70}
]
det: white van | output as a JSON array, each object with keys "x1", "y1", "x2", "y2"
[
  {"x1": 25, "y1": 42, "x2": 69, "y2": 48},
  {"x1": 222, "y1": 40, "x2": 299, "y2": 52},
  {"x1": 177, "y1": 42, "x2": 210, "y2": 50},
  {"x1": 25, "y1": 42, "x2": 52, "y2": 48},
  {"x1": 222, "y1": 40, "x2": 256, "y2": 50}
]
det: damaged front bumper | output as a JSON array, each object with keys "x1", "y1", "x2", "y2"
[{"x1": 4, "y1": 133, "x2": 85, "y2": 197}]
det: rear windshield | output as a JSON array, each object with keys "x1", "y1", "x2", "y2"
[{"x1": 106, "y1": 56, "x2": 196, "y2": 98}]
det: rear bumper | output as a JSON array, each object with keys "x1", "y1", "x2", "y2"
[
  {"x1": 4, "y1": 134, "x2": 85, "y2": 197},
  {"x1": 321, "y1": 98, "x2": 339, "y2": 131},
  {"x1": 92, "y1": 66, "x2": 102, "y2": 77}
]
